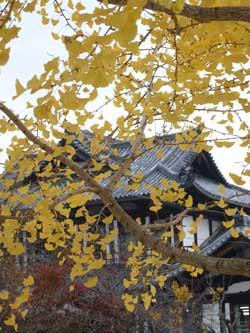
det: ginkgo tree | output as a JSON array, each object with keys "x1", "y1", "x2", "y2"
[{"x1": 0, "y1": 0, "x2": 250, "y2": 330}]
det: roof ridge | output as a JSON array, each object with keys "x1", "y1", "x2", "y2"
[{"x1": 206, "y1": 151, "x2": 229, "y2": 186}]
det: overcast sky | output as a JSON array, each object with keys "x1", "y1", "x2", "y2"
[{"x1": 0, "y1": 10, "x2": 249, "y2": 189}]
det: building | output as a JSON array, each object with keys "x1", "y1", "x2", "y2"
[{"x1": 1, "y1": 130, "x2": 250, "y2": 332}]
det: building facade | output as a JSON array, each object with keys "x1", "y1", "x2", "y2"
[{"x1": 2, "y1": 130, "x2": 250, "y2": 332}]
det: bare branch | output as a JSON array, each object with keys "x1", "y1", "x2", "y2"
[
  {"x1": 143, "y1": 208, "x2": 190, "y2": 231},
  {"x1": 0, "y1": 214, "x2": 31, "y2": 222},
  {"x1": 100, "y1": 1, "x2": 250, "y2": 23},
  {"x1": 49, "y1": 185, "x2": 95, "y2": 210}
]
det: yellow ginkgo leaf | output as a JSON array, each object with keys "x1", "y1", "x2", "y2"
[
  {"x1": 0, "y1": 290, "x2": 9, "y2": 300},
  {"x1": 124, "y1": 302, "x2": 134, "y2": 312},
  {"x1": 162, "y1": 231, "x2": 172, "y2": 238},
  {"x1": 197, "y1": 203, "x2": 206, "y2": 210},
  {"x1": 182, "y1": 264, "x2": 194, "y2": 272},
  {"x1": 176, "y1": 225, "x2": 185, "y2": 242},
  {"x1": 51, "y1": 32, "x2": 60, "y2": 40},
  {"x1": 4, "y1": 314, "x2": 17, "y2": 330},
  {"x1": 215, "y1": 141, "x2": 234, "y2": 148},
  {"x1": 196, "y1": 268, "x2": 204, "y2": 275},
  {"x1": 23, "y1": 275, "x2": 34, "y2": 287},
  {"x1": 223, "y1": 220, "x2": 234, "y2": 229},
  {"x1": 225, "y1": 208, "x2": 237, "y2": 217},
  {"x1": 18, "y1": 185, "x2": 30, "y2": 194},
  {"x1": 126, "y1": 183, "x2": 140, "y2": 191},
  {"x1": 150, "y1": 205, "x2": 162, "y2": 213},
  {"x1": 185, "y1": 195, "x2": 193, "y2": 208},
  {"x1": 103, "y1": 215, "x2": 113, "y2": 225},
  {"x1": 156, "y1": 150, "x2": 164, "y2": 159},
  {"x1": 10, "y1": 288, "x2": 29, "y2": 310},
  {"x1": 14, "y1": 79, "x2": 26, "y2": 99},
  {"x1": 230, "y1": 227, "x2": 239, "y2": 238},
  {"x1": 8, "y1": 242, "x2": 24, "y2": 256},
  {"x1": 84, "y1": 276, "x2": 98, "y2": 288},
  {"x1": 217, "y1": 199, "x2": 227, "y2": 209},
  {"x1": 229, "y1": 173, "x2": 246, "y2": 186},
  {"x1": 123, "y1": 279, "x2": 131, "y2": 289},
  {"x1": 156, "y1": 275, "x2": 167, "y2": 289},
  {"x1": 218, "y1": 184, "x2": 225, "y2": 193},
  {"x1": 0, "y1": 48, "x2": 10, "y2": 66},
  {"x1": 110, "y1": 163, "x2": 119, "y2": 170},
  {"x1": 150, "y1": 284, "x2": 156, "y2": 297},
  {"x1": 141, "y1": 292, "x2": 152, "y2": 310}
]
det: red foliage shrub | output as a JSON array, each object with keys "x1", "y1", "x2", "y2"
[{"x1": 26, "y1": 261, "x2": 133, "y2": 332}]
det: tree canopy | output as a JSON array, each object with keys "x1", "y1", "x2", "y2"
[{"x1": 0, "y1": 0, "x2": 250, "y2": 330}]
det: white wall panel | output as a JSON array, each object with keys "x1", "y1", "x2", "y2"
[
  {"x1": 198, "y1": 218, "x2": 210, "y2": 245},
  {"x1": 182, "y1": 217, "x2": 211, "y2": 246},
  {"x1": 182, "y1": 216, "x2": 194, "y2": 247},
  {"x1": 202, "y1": 303, "x2": 221, "y2": 333}
]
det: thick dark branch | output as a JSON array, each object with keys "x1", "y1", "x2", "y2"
[{"x1": 102, "y1": 1, "x2": 250, "y2": 23}]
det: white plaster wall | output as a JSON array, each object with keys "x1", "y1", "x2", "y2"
[
  {"x1": 224, "y1": 303, "x2": 230, "y2": 321},
  {"x1": 182, "y1": 216, "x2": 211, "y2": 246},
  {"x1": 197, "y1": 218, "x2": 210, "y2": 245},
  {"x1": 182, "y1": 216, "x2": 194, "y2": 247},
  {"x1": 202, "y1": 303, "x2": 221, "y2": 333},
  {"x1": 212, "y1": 220, "x2": 221, "y2": 233}
]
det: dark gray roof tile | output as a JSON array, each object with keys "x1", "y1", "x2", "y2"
[
  {"x1": 1, "y1": 130, "x2": 250, "y2": 210},
  {"x1": 193, "y1": 174, "x2": 250, "y2": 208}
]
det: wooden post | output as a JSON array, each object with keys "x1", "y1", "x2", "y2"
[
  {"x1": 106, "y1": 223, "x2": 111, "y2": 262},
  {"x1": 22, "y1": 231, "x2": 28, "y2": 268},
  {"x1": 143, "y1": 320, "x2": 149, "y2": 333},
  {"x1": 145, "y1": 216, "x2": 152, "y2": 256},
  {"x1": 113, "y1": 220, "x2": 120, "y2": 263},
  {"x1": 135, "y1": 314, "x2": 140, "y2": 333},
  {"x1": 170, "y1": 214, "x2": 175, "y2": 246}
]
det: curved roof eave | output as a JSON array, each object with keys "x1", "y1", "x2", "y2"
[{"x1": 193, "y1": 174, "x2": 250, "y2": 208}]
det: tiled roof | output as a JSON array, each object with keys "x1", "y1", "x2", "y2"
[
  {"x1": 193, "y1": 175, "x2": 250, "y2": 208},
  {"x1": 1, "y1": 130, "x2": 250, "y2": 209},
  {"x1": 110, "y1": 142, "x2": 197, "y2": 199},
  {"x1": 69, "y1": 132, "x2": 249, "y2": 208},
  {"x1": 201, "y1": 224, "x2": 250, "y2": 256},
  {"x1": 171, "y1": 223, "x2": 250, "y2": 277}
]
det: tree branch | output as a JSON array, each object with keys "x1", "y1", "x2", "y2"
[
  {"x1": 49, "y1": 185, "x2": 95, "y2": 210},
  {"x1": 1, "y1": 102, "x2": 250, "y2": 277},
  {"x1": 143, "y1": 208, "x2": 190, "y2": 231},
  {"x1": 100, "y1": 1, "x2": 250, "y2": 23},
  {"x1": 0, "y1": 0, "x2": 15, "y2": 29}
]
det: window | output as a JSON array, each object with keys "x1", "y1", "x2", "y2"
[{"x1": 234, "y1": 304, "x2": 250, "y2": 333}]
